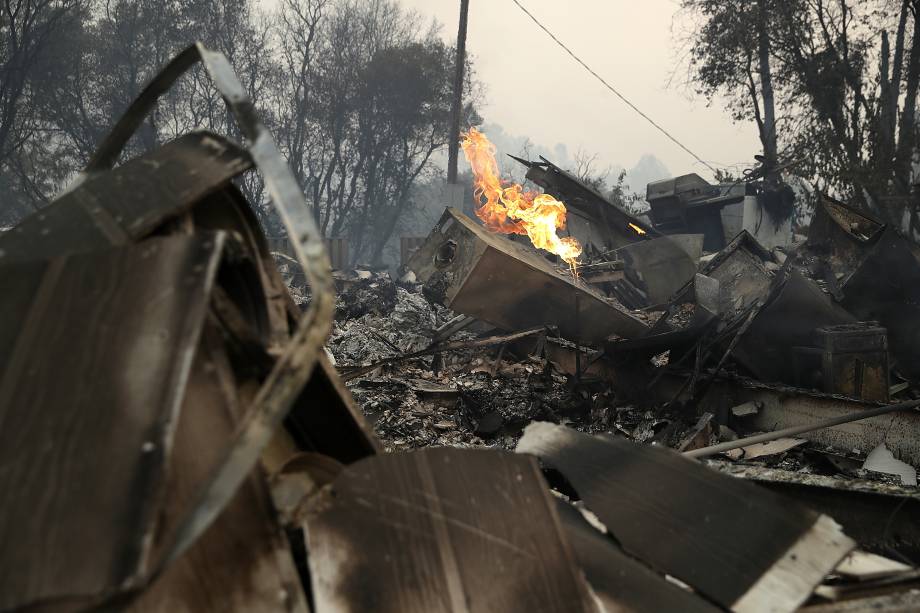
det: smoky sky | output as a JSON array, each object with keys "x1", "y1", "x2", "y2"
[{"x1": 399, "y1": 0, "x2": 759, "y2": 181}]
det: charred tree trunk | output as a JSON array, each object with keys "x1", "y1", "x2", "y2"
[{"x1": 894, "y1": 2, "x2": 920, "y2": 199}]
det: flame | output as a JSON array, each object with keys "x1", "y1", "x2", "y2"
[
  {"x1": 461, "y1": 128, "x2": 582, "y2": 272},
  {"x1": 628, "y1": 222, "x2": 647, "y2": 235}
]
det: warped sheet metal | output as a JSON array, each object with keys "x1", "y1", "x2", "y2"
[
  {"x1": 0, "y1": 42, "x2": 340, "y2": 611},
  {"x1": 69, "y1": 43, "x2": 336, "y2": 574},
  {"x1": 517, "y1": 422, "x2": 855, "y2": 613},
  {"x1": 616, "y1": 233, "x2": 703, "y2": 306},
  {"x1": 806, "y1": 194, "x2": 920, "y2": 381},
  {"x1": 304, "y1": 447, "x2": 599, "y2": 613},
  {"x1": 555, "y1": 501, "x2": 720, "y2": 613},
  {"x1": 734, "y1": 270, "x2": 857, "y2": 385},
  {"x1": 130, "y1": 327, "x2": 309, "y2": 613},
  {"x1": 0, "y1": 234, "x2": 224, "y2": 612},
  {"x1": 408, "y1": 208, "x2": 648, "y2": 344},
  {"x1": 710, "y1": 462, "x2": 920, "y2": 565}
]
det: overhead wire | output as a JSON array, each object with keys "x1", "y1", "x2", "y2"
[{"x1": 508, "y1": 0, "x2": 719, "y2": 176}]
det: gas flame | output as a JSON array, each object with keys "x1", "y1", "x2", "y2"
[
  {"x1": 628, "y1": 222, "x2": 647, "y2": 235},
  {"x1": 461, "y1": 128, "x2": 582, "y2": 272}
]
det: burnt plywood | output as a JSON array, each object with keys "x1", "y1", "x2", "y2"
[
  {"x1": 517, "y1": 423, "x2": 854, "y2": 613},
  {"x1": 304, "y1": 447, "x2": 598, "y2": 613},
  {"x1": 409, "y1": 208, "x2": 647, "y2": 344},
  {"x1": 555, "y1": 501, "x2": 720, "y2": 613},
  {"x1": 0, "y1": 234, "x2": 224, "y2": 611},
  {"x1": 0, "y1": 132, "x2": 251, "y2": 263}
]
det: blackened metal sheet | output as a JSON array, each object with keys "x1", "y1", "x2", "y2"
[
  {"x1": 709, "y1": 461, "x2": 920, "y2": 564},
  {"x1": 304, "y1": 447, "x2": 599, "y2": 613},
  {"x1": 517, "y1": 423, "x2": 853, "y2": 612},
  {"x1": 734, "y1": 270, "x2": 856, "y2": 385},
  {"x1": 839, "y1": 228, "x2": 920, "y2": 382},
  {"x1": 555, "y1": 501, "x2": 720, "y2": 613},
  {"x1": 0, "y1": 234, "x2": 224, "y2": 611},
  {"x1": 699, "y1": 230, "x2": 772, "y2": 320},
  {"x1": 0, "y1": 131, "x2": 251, "y2": 263},
  {"x1": 130, "y1": 328, "x2": 308, "y2": 613}
]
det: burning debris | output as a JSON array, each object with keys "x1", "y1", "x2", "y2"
[
  {"x1": 4, "y1": 45, "x2": 920, "y2": 613},
  {"x1": 462, "y1": 128, "x2": 583, "y2": 270}
]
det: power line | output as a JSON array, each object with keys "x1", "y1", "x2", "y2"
[{"x1": 509, "y1": 0, "x2": 718, "y2": 175}]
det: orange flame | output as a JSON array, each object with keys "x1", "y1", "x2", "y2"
[
  {"x1": 628, "y1": 222, "x2": 647, "y2": 235},
  {"x1": 461, "y1": 128, "x2": 582, "y2": 272}
]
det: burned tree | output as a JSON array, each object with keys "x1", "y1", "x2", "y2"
[{"x1": 683, "y1": 0, "x2": 920, "y2": 237}]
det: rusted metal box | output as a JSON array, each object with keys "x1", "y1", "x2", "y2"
[
  {"x1": 407, "y1": 208, "x2": 648, "y2": 345},
  {"x1": 816, "y1": 323, "x2": 889, "y2": 401}
]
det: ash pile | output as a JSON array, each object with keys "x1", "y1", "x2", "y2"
[
  {"x1": 5, "y1": 44, "x2": 920, "y2": 613},
  {"x1": 325, "y1": 269, "x2": 614, "y2": 451}
]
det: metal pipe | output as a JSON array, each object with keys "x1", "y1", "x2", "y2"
[{"x1": 684, "y1": 398, "x2": 920, "y2": 459}]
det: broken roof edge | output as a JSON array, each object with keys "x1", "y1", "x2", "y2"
[{"x1": 510, "y1": 154, "x2": 659, "y2": 237}]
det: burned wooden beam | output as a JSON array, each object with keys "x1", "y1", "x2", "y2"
[
  {"x1": 408, "y1": 208, "x2": 648, "y2": 345},
  {"x1": 517, "y1": 422, "x2": 855, "y2": 613},
  {"x1": 303, "y1": 447, "x2": 599, "y2": 613}
]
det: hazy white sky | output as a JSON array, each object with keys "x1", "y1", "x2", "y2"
[{"x1": 398, "y1": 0, "x2": 759, "y2": 181}]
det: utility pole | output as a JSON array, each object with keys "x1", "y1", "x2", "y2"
[{"x1": 447, "y1": 0, "x2": 470, "y2": 185}]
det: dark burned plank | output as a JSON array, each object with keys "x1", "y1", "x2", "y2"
[
  {"x1": 555, "y1": 501, "x2": 721, "y2": 613},
  {"x1": 130, "y1": 328, "x2": 308, "y2": 613},
  {"x1": 0, "y1": 234, "x2": 224, "y2": 612},
  {"x1": 304, "y1": 447, "x2": 598, "y2": 613},
  {"x1": 0, "y1": 132, "x2": 251, "y2": 263},
  {"x1": 517, "y1": 423, "x2": 854, "y2": 613}
]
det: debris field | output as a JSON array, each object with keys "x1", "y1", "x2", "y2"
[{"x1": 2, "y1": 44, "x2": 920, "y2": 613}]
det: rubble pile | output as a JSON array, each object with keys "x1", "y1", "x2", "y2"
[{"x1": 325, "y1": 270, "x2": 618, "y2": 451}]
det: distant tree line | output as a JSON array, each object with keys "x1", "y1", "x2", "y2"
[
  {"x1": 0, "y1": 0, "x2": 478, "y2": 266},
  {"x1": 683, "y1": 0, "x2": 920, "y2": 236}
]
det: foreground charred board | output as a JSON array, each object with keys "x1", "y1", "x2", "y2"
[
  {"x1": 555, "y1": 500, "x2": 720, "y2": 613},
  {"x1": 304, "y1": 447, "x2": 599, "y2": 613},
  {"x1": 0, "y1": 234, "x2": 224, "y2": 611},
  {"x1": 517, "y1": 423, "x2": 855, "y2": 613},
  {"x1": 408, "y1": 208, "x2": 648, "y2": 344}
]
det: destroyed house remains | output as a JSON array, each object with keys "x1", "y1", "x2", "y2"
[{"x1": 3, "y1": 44, "x2": 920, "y2": 613}]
